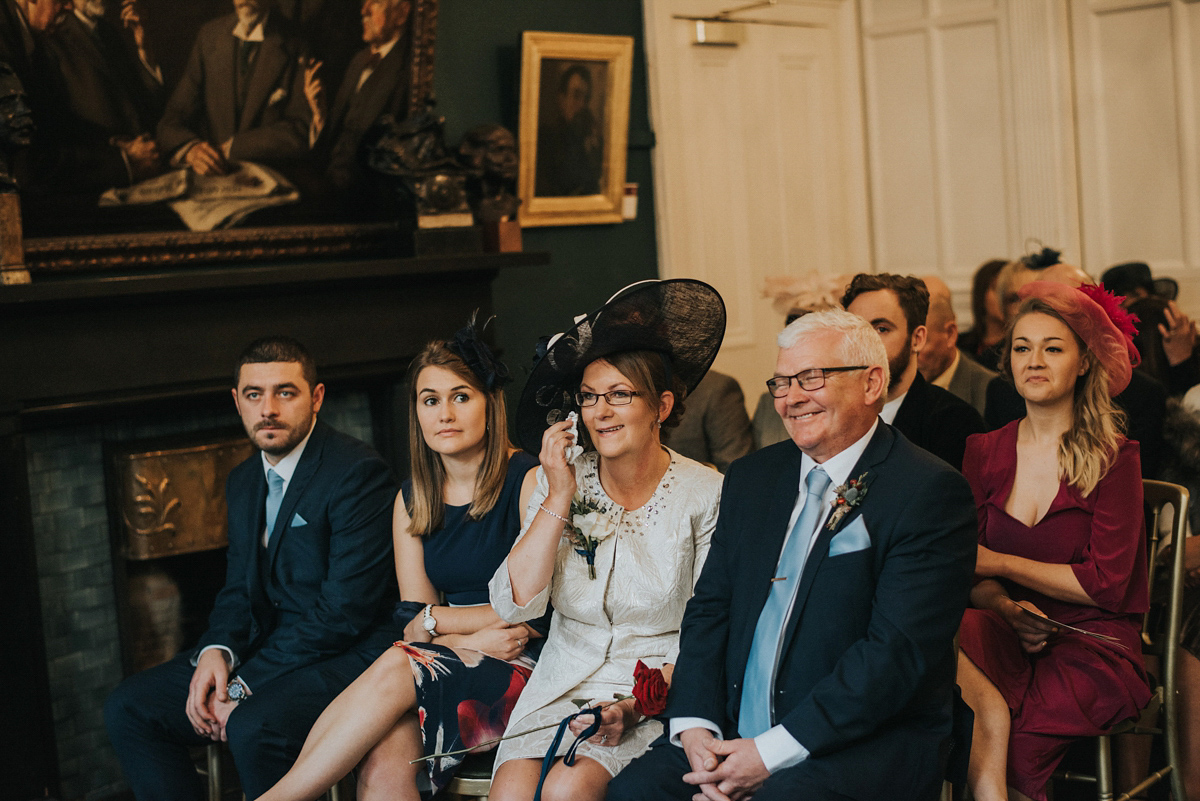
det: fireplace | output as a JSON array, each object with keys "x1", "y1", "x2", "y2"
[
  {"x1": 107, "y1": 432, "x2": 253, "y2": 676},
  {"x1": 0, "y1": 251, "x2": 544, "y2": 800}
]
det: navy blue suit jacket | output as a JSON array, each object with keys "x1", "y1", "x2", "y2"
[
  {"x1": 196, "y1": 419, "x2": 397, "y2": 689},
  {"x1": 667, "y1": 423, "x2": 977, "y2": 798}
]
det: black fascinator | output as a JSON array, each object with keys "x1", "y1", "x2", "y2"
[
  {"x1": 515, "y1": 279, "x2": 726, "y2": 453},
  {"x1": 1020, "y1": 245, "x2": 1062, "y2": 270},
  {"x1": 448, "y1": 312, "x2": 510, "y2": 391}
]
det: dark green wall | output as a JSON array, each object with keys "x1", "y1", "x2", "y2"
[{"x1": 433, "y1": 0, "x2": 660, "y2": 411}]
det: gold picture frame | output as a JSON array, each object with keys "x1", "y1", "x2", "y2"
[
  {"x1": 10, "y1": 0, "x2": 439, "y2": 273},
  {"x1": 517, "y1": 31, "x2": 633, "y2": 227}
]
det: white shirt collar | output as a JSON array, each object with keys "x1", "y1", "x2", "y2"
[
  {"x1": 74, "y1": 8, "x2": 99, "y2": 31},
  {"x1": 356, "y1": 37, "x2": 398, "y2": 91},
  {"x1": 879, "y1": 392, "x2": 906, "y2": 425},
  {"x1": 260, "y1": 417, "x2": 316, "y2": 487},
  {"x1": 798, "y1": 417, "x2": 879, "y2": 492},
  {"x1": 233, "y1": 13, "x2": 267, "y2": 42},
  {"x1": 930, "y1": 349, "x2": 960, "y2": 391},
  {"x1": 371, "y1": 35, "x2": 399, "y2": 60}
]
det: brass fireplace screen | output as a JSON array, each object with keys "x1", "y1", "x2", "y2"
[
  {"x1": 113, "y1": 436, "x2": 255, "y2": 560},
  {"x1": 109, "y1": 433, "x2": 255, "y2": 673}
]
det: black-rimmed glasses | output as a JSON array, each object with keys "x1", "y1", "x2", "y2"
[
  {"x1": 576, "y1": 390, "x2": 642, "y2": 407},
  {"x1": 766, "y1": 366, "x2": 868, "y2": 397}
]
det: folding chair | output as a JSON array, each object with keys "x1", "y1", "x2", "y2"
[{"x1": 1053, "y1": 479, "x2": 1189, "y2": 801}]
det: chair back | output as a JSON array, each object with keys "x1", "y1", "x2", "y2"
[{"x1": 1141, "y1": 479, "x2": 1190, "y2": 801}]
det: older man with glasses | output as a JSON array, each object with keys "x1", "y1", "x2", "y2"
[{"x1": 610, "y1": 308, "x2": 977, "y2": 801}]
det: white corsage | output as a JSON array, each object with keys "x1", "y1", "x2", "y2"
[{"x1": 568, "y1": 496, "x2": 617, "y2": 579}]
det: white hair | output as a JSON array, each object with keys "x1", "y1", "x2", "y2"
[{"x1": 777, "y1": 308, "x2": 890, "y2": 389}]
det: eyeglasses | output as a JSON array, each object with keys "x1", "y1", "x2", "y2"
[
  {"x1": 766, "y1": 366, "x2": 868, "y2": 397},
  {"x1": 575, "y1": 390, "x2": 642, "y2": 407}
]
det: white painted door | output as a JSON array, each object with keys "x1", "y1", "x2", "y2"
[
  {"x1": 644, "y1": 0, "x2": 871, "y2": 411},
  {"x1": 858, "y1": 0, "x2": 1081, "y2": 304},
  {"x1": 1070, "y1": 0, "x2": 1200, "y2": 297}
]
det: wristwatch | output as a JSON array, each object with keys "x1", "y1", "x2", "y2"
[
  {"x1": 226, "y1": 677, "x2": 250, "y2": 702},
  {"x1": 422, "y1": 603, "x2": 439, "y2": 636}
]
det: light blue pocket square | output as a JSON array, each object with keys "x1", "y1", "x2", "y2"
[
  {"x1": 290, "y1": 512, "x2": 308, "y2": 528},
  {"x1": 828, "y1": 516, "x2": 870, "y2": 556}
]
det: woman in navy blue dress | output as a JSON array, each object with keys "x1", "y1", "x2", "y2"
[{"x1": 260, "y1": 323, "x2": 541, "y2": 801}]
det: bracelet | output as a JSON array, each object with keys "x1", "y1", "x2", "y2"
[{"x1": 539, "y1": 504, "x2": 570, "y2": 524}]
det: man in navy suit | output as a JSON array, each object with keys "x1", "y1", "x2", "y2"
[
  {"x1": 105, "y1": 337, "x2": 399, "y2": 801},
  {"x1": 842, "y1": 272, "x2": 985, "y2": 472},
  {"x1": 610, "y1": 309, "x2": 977, "y2": 801}
]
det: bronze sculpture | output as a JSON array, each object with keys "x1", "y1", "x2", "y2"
[
  {"x1": 458, "y1": 123, "x2": 518, "y2": 223},
  {"x1": 0, "y1": 61, "x2": 34, "y2": 193}
]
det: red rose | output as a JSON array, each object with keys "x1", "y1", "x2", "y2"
[{"x1": 632, "y1": 659, "x2": 669, "y2": 717}]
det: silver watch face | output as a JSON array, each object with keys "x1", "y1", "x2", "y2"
[
  {"x1": 227, "y1": 680, "x2": 246, "y2": 701},
  {"x1": 423, "y1": 615, "x2": 437, "y2": 633}
]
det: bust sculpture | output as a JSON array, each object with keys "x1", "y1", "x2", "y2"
[
  {"x1": 457, "y1": 123, "x2": 519, "y2": 223},
  {"x1": 0, "y1": 62, "x2": 34, "y2": 193}
]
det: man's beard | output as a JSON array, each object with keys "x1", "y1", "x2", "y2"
[
  {"x1": 888, "y1": 342, "x2": 913, "y2": 393},
  {"x1": 234, "y1": 0, "x2": 267, "y2": 27},
  {"x1": 249, "y1": 415, "x2": 310, "y2": 456},
  {"x1": 80, "y1": 0, "x2": 106, "y2": 21}
]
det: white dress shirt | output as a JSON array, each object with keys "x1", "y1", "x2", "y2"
[
  {"x1": 258, "y1": 420, "x2": 315, "y2": 546},
  {"x1": 669, "y1": 420, "x2": 879, "y2": 773},
  {"x1": 232, "y1": 14, "x2": 266, "y2": 42},
  {"x1": 880, "y1": 391, "x2": 906, "y2": 425}
]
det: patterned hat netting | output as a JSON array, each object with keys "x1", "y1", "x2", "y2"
[
  {"x1": 1016, "y1": 281, "x2": 1141, "y2": 396},
  {"x1": 515, "y1": 279, "x2": 727, "y2": 453}
]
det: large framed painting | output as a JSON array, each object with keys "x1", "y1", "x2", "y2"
[
  {"x1": 516, "y1": 31, "x2": 633, "y2": 227},
  {"x1": 4, "y1": 0, "x2": 438, "y2": 270}
]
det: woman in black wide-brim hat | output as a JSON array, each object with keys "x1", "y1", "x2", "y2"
[{"x1": 487, "y1": 280, "x2": 726, "y2": 801}]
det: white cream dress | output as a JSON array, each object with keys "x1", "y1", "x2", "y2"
[{"x1": 488, "y1": 448, "x2": 721, "y2": 776}]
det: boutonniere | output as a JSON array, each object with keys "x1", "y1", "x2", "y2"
[
  {"x1": 568, "y1": 495, "x2": 616, "y2": 579},
  {"x1": 827, "y1": 472, "x2": 869, "y2": 531}
]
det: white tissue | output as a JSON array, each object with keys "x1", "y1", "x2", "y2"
[{"x1": 564, "y1": 411, "x2": 585, "y2": 464}]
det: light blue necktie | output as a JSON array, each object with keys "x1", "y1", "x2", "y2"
[
  {"x1": 264, "y1": 468, "x2": 284, "y2": 541},
  {"x1": 738, "y1": 467, "x2": 831, "y2": 738}
]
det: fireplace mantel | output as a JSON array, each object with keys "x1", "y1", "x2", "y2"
[
  {"x1": 0, "y1": 251, "x2": 547, "y2": 800},
  {"x1": 1, "y1": 252, "x2": 548, "y2": 422}
]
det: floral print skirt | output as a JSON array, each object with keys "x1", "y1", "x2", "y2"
[{"x1": 395, "y1": 641, "x2": 532, "y2": 798}]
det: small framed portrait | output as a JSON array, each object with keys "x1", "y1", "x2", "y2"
[{"x1": 517, "y1": 31, "x2": 633, "y2": 227}]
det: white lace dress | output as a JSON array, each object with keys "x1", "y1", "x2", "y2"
[{"x1": 488, "y1": 448, "x2": 721, "y2": 776}]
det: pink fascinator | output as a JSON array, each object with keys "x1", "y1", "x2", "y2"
[{"x1": 1016, "y1": 281, "x2": 1141, "y2": 395}]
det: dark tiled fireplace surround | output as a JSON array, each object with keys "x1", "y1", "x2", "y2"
[{"x1": 2, "y1": 252, "x2": 542, "y2": 800}]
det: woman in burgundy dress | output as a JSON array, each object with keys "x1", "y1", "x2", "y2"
[{"x1": 957, "y1": 280, "x2": 1150, "y2": 801}]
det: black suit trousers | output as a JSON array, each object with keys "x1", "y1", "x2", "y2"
[{"x1": 104, "y1": 627, "x2": 398, "y2": 800}]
